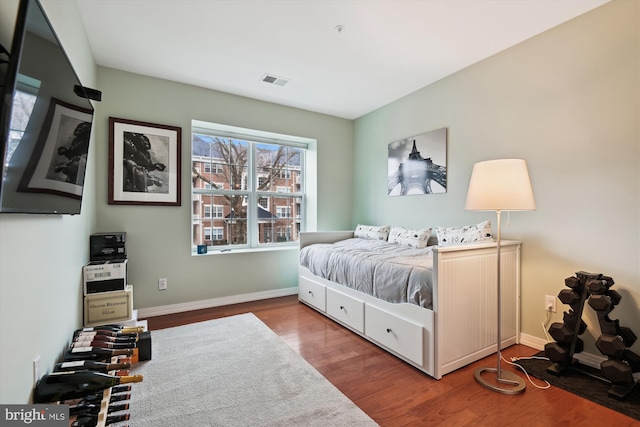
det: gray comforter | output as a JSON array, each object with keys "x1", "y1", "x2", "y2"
[{"x1": 299, "y1": 238, "x2": 434, "y2": 309}]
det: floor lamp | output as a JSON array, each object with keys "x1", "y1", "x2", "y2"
[{"x1": 465, "y1": 158, "x2": 536, "y2": 395}]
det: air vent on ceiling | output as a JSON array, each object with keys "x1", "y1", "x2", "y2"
[{"x1": 261, "y1": 74, "x2": 290, "y2": 87}]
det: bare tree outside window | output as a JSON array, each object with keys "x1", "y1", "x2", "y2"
[{"x1": 192, "y1": 132, "x2": 304, "y2": 250}]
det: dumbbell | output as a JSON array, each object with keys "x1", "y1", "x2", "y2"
[
  {"x1": 558, "y1": 289, "x2": 581, "y2": 305},
  {"x1": 601, "y1": 359, "x2": 633, "y2": 384},
  {"x1": 623, "y1": 349, "x2": 640, "y2": 371},
  {"x1": 588, "y1": 294, "x2": 614, "y2": 312},
  {"x1": 586, "y1": 276, "x2": 614, "y2": 294},
  {"x1": 545, "y1": 339, "x2": 584, "y2": 364},
  {"x1": 548, "y1": 322, "x2": 575, "y2": 344},
  {"x1": 617, "y1": 326, "x2": 637, "y2": 348},
  {"x1": 564, "y1": 276, "x2": 581, "y2": 289},
  {"x1": 595, "y1": 334, "x2": 626, "y2": 358}
]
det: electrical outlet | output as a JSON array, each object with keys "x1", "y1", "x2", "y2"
[
  {"x1": 33, "y1": 355, "x2": 41, "y2": 386},
  {"x1": 545, "y1": 295, "x2": 556, "y2": 313},
  {"x1": 158, "y1": 278, "x2": 168, "y2": 290}
]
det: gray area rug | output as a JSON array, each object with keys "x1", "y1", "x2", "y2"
[{"x1": 128, "y1": 313, "x2": 378, "y2": 426}]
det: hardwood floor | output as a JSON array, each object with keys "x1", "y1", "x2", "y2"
[{"x1": 142, "y1": 295, "x2": 637, "y2": 426}]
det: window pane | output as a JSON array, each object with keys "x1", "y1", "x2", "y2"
[
  {"x1": 192, "y1": 134, "x2": 248, "y2": 191},
  {"x1": 257, "y1": 196, "x2": 301, "y2": 244},
  {"x1": 256, "y1": 143, "x2": 302, "y2": 193},
  {"x1": 225, "y1": 195, "x2": 248, "y2": 245}
]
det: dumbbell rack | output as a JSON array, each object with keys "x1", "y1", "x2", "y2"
[{"x1": 545, "y1": 271, "x2": 639, "y2": 401}]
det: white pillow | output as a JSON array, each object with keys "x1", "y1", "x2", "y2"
[
  {"x1": 354, "y1": 224, "x2": 390, "y2": 241},
  {"x1": 436, "y1": 220, "x2": 493, "y2": 246},
  {"x1": 388, "y1": 226, "x2": 432, "y2": 248}
]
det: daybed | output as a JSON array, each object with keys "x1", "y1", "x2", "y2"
[{"x1": 298, "y1": 225, "x2": 521, "y2": 380}]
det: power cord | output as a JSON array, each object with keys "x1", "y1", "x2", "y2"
[
  {"x1": 503, "y1": 354, "x2": 551, "y2": 389},
  {"x1": 541, "y1": 307, "x2": 552, "y2": 342}
]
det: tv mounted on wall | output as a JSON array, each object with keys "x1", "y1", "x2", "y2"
[{"x1": 0, "y1": 0, "x2": 97, "y2": 214}]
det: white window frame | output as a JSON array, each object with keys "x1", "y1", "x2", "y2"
[{"x1": 191, "y1": 120, "x2": 316, "y2": 254}]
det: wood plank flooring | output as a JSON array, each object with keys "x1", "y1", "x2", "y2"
[{"x1": 142, "y1": 295, "x2": 637, "y2": 426}]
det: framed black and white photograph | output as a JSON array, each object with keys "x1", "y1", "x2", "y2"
[
  {"x1": 109, "y1": 117, "x2": 181, "y2": 206},
  {"x1": 19, "y1": 98, "x2": 93, "y2": 199},
  {"x1": 387, "y1": 127, "x2": 447, "y2": 196}
]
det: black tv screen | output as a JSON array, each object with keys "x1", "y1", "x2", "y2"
[{"x1": 0, "y1": 0, "x2": 95, "y2": 214}]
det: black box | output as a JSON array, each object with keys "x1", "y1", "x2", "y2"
[
  {"x1": 138, "y1": 331, "x2": 152, "y2": 361},
  {"x1": 90, "y1": 232, "x2": 127, "y2": 261}
]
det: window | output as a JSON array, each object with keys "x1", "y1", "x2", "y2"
[
  {"x1": 7, "y1": 89, "x2": 37, "y2": 166},
  {"x1": 191, "y1": 121, "x2": 313, "y2": 252}
]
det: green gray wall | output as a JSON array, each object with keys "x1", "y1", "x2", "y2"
[
  {"x1": 0, "y1": 0, "x2": 98, "y2": 404},
  {"x1": 94, "y1": 67, "x2": 353, "y2": 310},
  {"x1": 1, "y1": 0, "x2": 638, "y2": 405},
  {"x1": 353, "y1": 0, "x2": 639, "y2": 355}
]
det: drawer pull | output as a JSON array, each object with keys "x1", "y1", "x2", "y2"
[
  {"x1": 308, "y1": 290, "x2": 313, "y2": 296},
  {"x1": 386, "y1": 328, "x2": 392, "y2": 333},
  {"x1": 339, "y1": 305, "x2": 345, "y2": 310}
]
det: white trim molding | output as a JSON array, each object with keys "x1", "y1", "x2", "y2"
[
  {"x1": 137, "y1": 287, "x2": 298, "y2": 318},
  {"x1": 520, "y1": 332, "x2": 605, "y2": 371}
]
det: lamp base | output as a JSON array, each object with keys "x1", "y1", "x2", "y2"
[{"x1": 474, "y1": 367, "x2": 526, "y2": 395}]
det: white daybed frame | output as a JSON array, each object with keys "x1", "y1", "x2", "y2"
[{"x1": 298, "y1": 231, "x2": 521, "y2": 380}]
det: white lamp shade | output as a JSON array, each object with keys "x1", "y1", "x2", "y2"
[{"x1": 465, "y1": 159, "x2": 536, "y2": 211}]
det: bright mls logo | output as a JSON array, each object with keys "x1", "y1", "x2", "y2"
[{"x1": 0, "y1": 405, "x2": 67, "y2": 426}]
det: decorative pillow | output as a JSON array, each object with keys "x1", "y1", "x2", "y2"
[
  {"x1": 354, "y1": 224, "x2": 390, "y2": 241},
  {"x1": 388, "y1": 226, "x2": 432, "y2": 248},
  {"x1": 435, "y1": 220, "x2": 493, "y2": 246}
]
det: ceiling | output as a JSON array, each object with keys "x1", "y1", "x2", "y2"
[{"x1": 75, "y1": 0, "x2": 610, "y2": 120}]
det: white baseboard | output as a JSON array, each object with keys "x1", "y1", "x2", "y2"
[
  {"x1": 137, "y1": 287, "x2": 299, "y2": 318},
  {"x1": 519, "y1": 333, "x2": 547, "y2": 351},
  {"x1": 520, "y1": 332, "x2": 604, "y2": 370}
]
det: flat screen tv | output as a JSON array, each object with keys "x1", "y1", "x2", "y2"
[{"x1": 0, "y1": 0, "x2": 95, "y2": 214}]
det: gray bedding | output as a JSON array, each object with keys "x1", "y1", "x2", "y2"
[{"x1": 299, "y1": 238, "x2": 434, "y2": 309}]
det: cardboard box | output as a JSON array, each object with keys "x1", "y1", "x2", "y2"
[
  {"x1": 84, "y1": 286, "x2": 133, "y2": 326},
  {"x1": 83, "y1": 259, "x2": 127, "y2": 295}
]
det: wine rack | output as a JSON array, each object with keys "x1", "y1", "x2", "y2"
[{"x1": 34, "y1": 324, "x2": 151, "y2": 427}]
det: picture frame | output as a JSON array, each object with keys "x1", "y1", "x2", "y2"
[
  {"x1": 108, "y1": 117, "x2": 181, "y2": 206},
  {"x1": 387, "y1": 127, "x2": 447, "y2": 196},
  {"x1": 19, "y1": 97, "x2": 94, "y2": 199}
]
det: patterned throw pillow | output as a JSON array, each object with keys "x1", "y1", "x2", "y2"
[
  {"x1": 388, "y1": 226, "x2": 432, "y2": 248},
  {"x1": 354, "y1": 224, "x2": 391, "y2": 241},
  {"x1": 435, "y1": 220, "x2": 493, "y2": 246}
]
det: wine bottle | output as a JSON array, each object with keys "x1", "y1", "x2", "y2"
[
  {"x1": 110, "y1": 384, "x2": 132, "y2": 394},
  {"x1": 71, "y1": 339, "x2": 137, "y2": 350},
  {"x1": 62, "y1": 347, "x2": 134, "y2": 362},
  {"x1": 77, "y1": 325, "x2": 143, "y2": 333},
  {"x1": 64, "y1": 390, "x2": 131, "y2": 406},
  {"x1": 33, "y1": 371, "x2": 143, "y2": 403},
  {"x1": 69, "y1": 401, "x2": 130, "y2": 416},
  {"x1": 54, "y1": 360, "x2": 131, "y2": 373},
  {"x1": 70, "y1": 412, "x2": 130, "y2": 427},
  {"x1": 73, "y1": 330, "x2": 139, "y2": 340},
  {"x1": 107, "y1": 391, "x2": 131, "y2": 402},
  {"x1": 74, "y1": 333, "x2": 137, "y2": 343}
]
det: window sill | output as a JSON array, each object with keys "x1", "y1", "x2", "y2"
[{"x1": 192, "y1": 244, "x2": 299, "y2": 256}]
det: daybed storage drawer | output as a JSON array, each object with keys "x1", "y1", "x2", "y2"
[
  {"x1": 365, "y1": 305, "x2": 423, "y2": 365},
  {"x1": 326, "y1": 288, "x2": 365, "y2": 333},
  {"x1": 299, "y1": 276, "x2": 326, "y2": 312}
]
